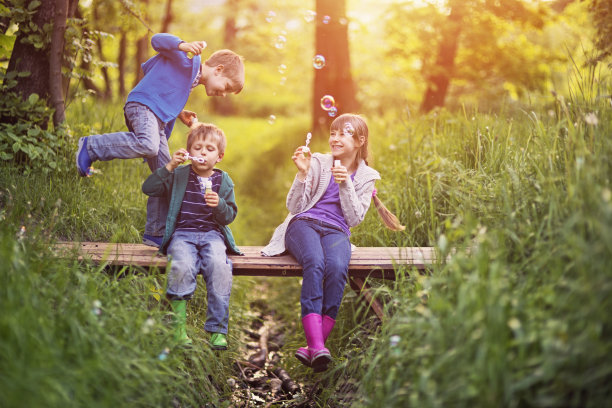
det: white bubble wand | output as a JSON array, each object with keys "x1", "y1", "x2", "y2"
[
  {"x1": 302, "y1": 132, "x2": 312, "y2": 154},
  {"x1": 186, "y1": 154, "x2": 206, "y2": 164}
]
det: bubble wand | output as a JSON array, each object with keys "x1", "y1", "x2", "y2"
[
  {"x1": 186, "y1": 154, "x2": 206, "y2": 164},
  {"x1": 302, "y1": 132, "x2": 312, "y2": 154}
]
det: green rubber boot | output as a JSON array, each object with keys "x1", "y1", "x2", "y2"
[
  {"x1": 210, "y1": 333, "x2": 228, "y2": 350},
  {"x1": 170, "y1": 300, "x2": 192, "y2": 346}
]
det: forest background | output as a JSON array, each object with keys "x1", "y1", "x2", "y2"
[{"x1": 0, "y1": 0, "x2": 611, "y2": 407}]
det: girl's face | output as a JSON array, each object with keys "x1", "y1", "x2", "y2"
[
  {"x1": 329, "y1": 128, "x2": 361, "y2": 161},
  {"x1": 188, "y1": 135, "x2": 223, "y2": 176}
]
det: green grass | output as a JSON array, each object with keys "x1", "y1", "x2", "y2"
[{"x1": 1, "y1": 61, "x2": 611, "y2": 406}]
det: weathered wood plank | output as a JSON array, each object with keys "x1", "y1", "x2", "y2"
[{"x1": 54, "y1": 242, "x2": 435, "y2": 279}]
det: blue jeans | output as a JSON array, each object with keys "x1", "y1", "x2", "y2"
[
  {"x1": 285, "y1": 218, "x2": 352, "y2": 319},
  {"x1": 166, "y1": 230, "x2": 233, "y2": 334},
  {"x1": 86, "y1": 102, "x2": 170, "y2": 237}
]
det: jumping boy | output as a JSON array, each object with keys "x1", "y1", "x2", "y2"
[
  {"x1": 142, "y1": 122, "x2": 241, "y2": 349},
  {"x1": 76, "y1": 33, "x2": 245, "y2": 248}
]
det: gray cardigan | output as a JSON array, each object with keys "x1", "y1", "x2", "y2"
[{"x1": 261, "y1": 153, "x2": 380, "y2": 256}]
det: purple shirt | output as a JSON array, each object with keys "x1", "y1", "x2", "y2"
[{"x1": 297, "y1": 173, "x2": 354, "y2": 236}]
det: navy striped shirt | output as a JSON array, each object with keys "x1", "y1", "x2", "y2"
[{"x1": 175, "y1": 169, "x2": 222, "y2": 233}]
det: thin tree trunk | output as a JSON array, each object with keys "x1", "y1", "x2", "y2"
[
  {"x1": 132, "y1": 0, "x2": 150, "y2": 87},
  {"x1": 96, "y1": 37, "x2": 112, "y2": 99},
  {"x1": 312, "y1": 0, "x2": 356, "y2": 133},
  {"x1": 118, "y1": 30, "x2": 127, "y2": 98},
  {"x1": 50, "y1": 0, "x2": 69, "y2": 126},
  {"x1": 419, "y1": 0, "x2": 464, "y2": 113},
  {"x1": 133, "y1": 34, "x2": 149, "y2": 87},
  {"x1": 160, "y1": 0, "x2": 173, "y2": 32}
]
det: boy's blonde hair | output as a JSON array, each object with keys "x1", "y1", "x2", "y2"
[
  {"x1": 330, "y1": 113, "x2": 405, "y2": 232},
  {"x1": 187, "y1": 123, "x2": 227, "y2": 155},
  {"x1": 205, "y1": 50, "x2": 245, "y2": 93}
]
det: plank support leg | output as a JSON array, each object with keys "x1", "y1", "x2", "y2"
[{"x1": 349, "y1": 276, "x2": 385, "y2": 320}]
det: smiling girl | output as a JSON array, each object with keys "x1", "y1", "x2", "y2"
[{"x1": 262, "y1": 113, "x2": 404, "y2": 372}]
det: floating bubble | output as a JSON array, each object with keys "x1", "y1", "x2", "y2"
[
  {"x1": 312, "y1": 54, "x2": 326, "y2": 69},
  {"x1": 322, "y1": 15, "x2": 331, "y2": 24},
  {"x1": 158, "y1": 347, "x2": 170, "y2": 361},
  {"x1": 268, "y1": 115, "x2": 276, "y2": 125},
  {"x1": 328, "y1": 106, "x2": 338, "y2": 117},
  {"x1": 304, "y1": 10, "x2": 316, "y2": 23},
  {"x1": 91, "y1": 299, "x2": 102, "y2": 316},
  {"x1": 389, "y1": 335, "x2": 401, "y2": 347},
  {"x1": 265, "y1": 10, "x2": 276, "y2": 23},
  {"x1": 320, "y1": 95, "x2": 335, "y2": 111},
  {"x1": 278, "y1": 64, "x2": 287, "y2": 74},
  {"x1": 279, "y1": 76, "x2": 287, "y2": 85},
  {"x1": 339, "y1": 17, "x2": 348, "y2": 25},
  {"x1": 274, "y1": 35, "x2": 286, "y2": 49},
  {"x1": 343, "y1": 122, "x2": 355, "y2": 136}
]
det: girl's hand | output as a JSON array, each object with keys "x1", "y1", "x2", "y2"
[
  {"x1": 166, "y1": 149, "x2": 188, "y2": 172},
  {"x1": 331, "y1": 162, "x2": 348, "y2": 183},
  {"x1": 292, "y1": 146, "x2": 311, "y2": 181},
  {"x1": 178, "y1": 41, "x2": 207, "y2": 56},
  {"x1": 204, "y1": 190, "x2": 219, "y2": 207},
  {"x1": 178, "y1": 110, "x2": 198, "y2": 127}
]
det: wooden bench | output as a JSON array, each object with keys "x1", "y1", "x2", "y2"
[{"x1": 54, "y1": 242, "x2": 436, "y2": 319}]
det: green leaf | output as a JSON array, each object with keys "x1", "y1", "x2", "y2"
[
  {"x1": 28, "y1": 1, "x2": 41, "y2": 11},
  {"x1": 28, "y1": 94, "x2": 39, "y2": 104}
]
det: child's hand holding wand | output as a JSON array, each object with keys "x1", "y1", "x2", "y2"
[
  {"x1": 166, "y1": 148, "x2": 188, "y2": 172},
  {"x1": 292, "y1": 146, "x2": 311, "y2": 181}
]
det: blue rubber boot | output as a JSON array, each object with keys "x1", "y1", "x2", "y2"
[{"x1": 76, "y1": 137, "x2": 93, "y2": 177}]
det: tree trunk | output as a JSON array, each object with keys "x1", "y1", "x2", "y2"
[
  {"x1": 5, "y1": 1, "x2": 55, "y2": 102},
  {"x1": 3, "y1": 0, "x2": 55, "y2": 126},
  {"x1": 133, "y1": 34, "x2": 149, "y2": 87},
  {"x1": 96, "y1": 37, "x2": 112, "y2": 99},
  {"x1": 211, "y1": 0, "x2": 239, "y2": 115},
  {"x1": 132, "y1": 0, "x2": 150, "y2": 87},
  {"x1": 50, "y1": 0, "x2": 69, "y2": 126},
  {"x1": 419, "y1": 0, "x2": 464, "y2": 113},
  {"x1": 312, "y1": 0, "x2": 356, "y2": 134},
  {"x1": 118, "y1": 30, "x2": 127, "y2": 98},
  {"x1": 160, "y1": 0, "x2": 173, "y2": 32}
]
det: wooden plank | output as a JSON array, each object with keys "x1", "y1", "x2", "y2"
[
  {"x1": 53, "y1": 242, "x2": 435, "y2": 279},
  {"x1": 349, "y1": 276, "x2": 385, "y2": 320}
]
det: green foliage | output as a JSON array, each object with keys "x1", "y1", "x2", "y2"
[
  {"x1": 0, "y1": 224, "x2": 238, "y2": 407},
  {"x1": 348, "y1": 62, "x2": 612, "y2": 407},
  {"x1": 1, "y1": 0, "x2": 48, "y2": 49},
  {"x1": 587, "y1": 0, "x2": 612, "y2": 63}
]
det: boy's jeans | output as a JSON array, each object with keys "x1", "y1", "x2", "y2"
[
  {"x1": 166, "y1": 230, "x2": 233, "y2": 334},
  {"x1": 284, "y1": 218, "x2": 352, "y2": 320},
  {"x1": 85, "y1": 102, "x2": 170, "y2": 237}
]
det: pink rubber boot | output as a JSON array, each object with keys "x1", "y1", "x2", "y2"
[{"x1": 295, "y1": 315, "x2": 335, "y2": 368}]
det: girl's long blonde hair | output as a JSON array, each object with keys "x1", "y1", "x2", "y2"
[{"x1": 330, "y1": 114, "x2": 405, "y2": 231}]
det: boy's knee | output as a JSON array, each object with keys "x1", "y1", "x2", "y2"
[{"x1": 140, "y1": 141, "x2": 159, "y2": 158}]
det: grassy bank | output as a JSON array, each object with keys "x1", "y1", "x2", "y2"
[{"x1": 1, "y1": 66, "x2": 611, "y2": 406}]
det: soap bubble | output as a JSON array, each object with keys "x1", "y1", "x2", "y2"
[
  {"x1": 389, "y1": 335, "x2": 401, "y2": 347},
  {"x1": 328, "y1": 106, "x2": 338, "y2": 117},
  {"x1": 312, "y1": 54, "x2": 326, "y2": 69},
  {"x1": 322, "y1": 15, "x2": 330, "y2": 24},
  {"x1": 268, "y1": 115, "x2": 276, "y2": 125},
  {"x1": 279, "y1": 76, "x2": 286, "y2": 85},
  {"x1": 343, "y1": 122, "x2": 355, "y2": 136},
  {"x1": 339, "y1": 17, "x2": 348, "y2": 25},
  {"x1": 274, "y1": 35, "x2": 286, "y2": 49},
  {"x1": 265, "y1": 10, "x2": 276, "y2": 23},
  {"x1": 278, "y1": 64, "x2": 287, "y2": 74},
  {"x1": 304, "y1": 10, "x2": 316, "y2": 23},
  {"x1": 320, "y1": 95, "x2": 335, "y2": 111}
]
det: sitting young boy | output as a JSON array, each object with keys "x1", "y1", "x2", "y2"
[{"x1": 142, "y1": 123, "x2": 241, "y2": 349}]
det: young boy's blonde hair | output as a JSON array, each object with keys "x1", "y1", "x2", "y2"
[
  {"x1": 205, "y1": 50, "x2": 245, "y2": 93},
  {"x1": 187, "y1": 123, "x2": 227, "y2": 155}
]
